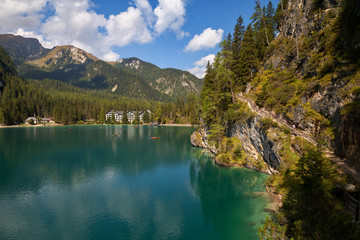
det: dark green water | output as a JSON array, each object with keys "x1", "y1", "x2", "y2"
[{"x1": 0, "y1": 126, "x2": 270, "y2": 240}]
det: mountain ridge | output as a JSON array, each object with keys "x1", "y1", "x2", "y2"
[
  {"x1": 0, "y1": 34, "x2": 50, "y2": 65},
  {"x1": 0, "y1": 34, "x2": 202, "y2": 101},
  {"x1": 113, "y1": 57, "x2": 202, "y2": 98}
]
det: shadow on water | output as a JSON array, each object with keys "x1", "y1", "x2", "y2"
[
  {"x1": 189, "y1": 148, "x2": 270, "y2": 240},
  {"x1": 0, "y1": 126, "x2": 270, "y2": 240}
]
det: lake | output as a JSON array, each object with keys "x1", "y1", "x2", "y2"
[{"x1": 0, "y1": 125, "x2": 270, "y2": 240}]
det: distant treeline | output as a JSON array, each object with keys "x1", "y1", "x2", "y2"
[{"x1": 0, "y1": 46, "x2": 200, "y2": 125}]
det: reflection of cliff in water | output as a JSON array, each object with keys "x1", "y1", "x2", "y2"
[
  {"x1": 0, "y1": 126, "x2": 193, "y2": 192},
  {"x1": 189, "y1": 149, "x2": 270, "y2": 239}
]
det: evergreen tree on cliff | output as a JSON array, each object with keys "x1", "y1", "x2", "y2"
[
  {"x1": 201, "y1": 62, "x2": 217, "y2": 126},
  {"x1": 232, "y1": 15, "x2": 245, "y2": 84},
  {"x1": 251, "y1": 0, "x2": 276, "y2": 60},
  {"x1": 237, "y1": 24, "x2": 258, "y2": 87}
]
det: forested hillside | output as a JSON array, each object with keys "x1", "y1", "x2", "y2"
[
  {"x1": 0, "y1": 45, "x2": 200, "y2": 125},
  {"x1": 16, "y1": 45, "x2": 172, "y2": 101},
  {"x1": 193, "y1": 0, "x2": 360, "y2": 239},
  {"x1": 112, "y1": 57, "x2": 203, "y2": 98},
  {"x1": 0, "y1": 35, "x2": 203, "y2": 102}
]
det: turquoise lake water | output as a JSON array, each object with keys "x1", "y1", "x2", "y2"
[{"x1": 0, "y1": 125, "x2": 270, "y2": 240}]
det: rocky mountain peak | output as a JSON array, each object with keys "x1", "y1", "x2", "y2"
[
  {"x1": 54, "y1": 45, "x2": 98, "y2": 63},
  {"x1": 29, "y1": 45, "x2": 98, "y2": 68},
  {"x1": 0, "y1": 34, "x2": 50, "y2": 65}
]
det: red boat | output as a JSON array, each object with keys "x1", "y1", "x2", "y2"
[{"x1": 151, "y1": 137, "x2": 159, "y2": 140}]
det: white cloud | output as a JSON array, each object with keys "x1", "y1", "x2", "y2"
[
  {"x1": 105, "y1": 7, "x2": 153, "y2": 47},
  {"x1": 41, "y1": 0, "x2": 107, "y2": 55},
  {"x1": 13, "y1": 28, "x2": 54, "y2": 49},
  {"x1": 0, "y1": 0, "x2": 48, "y2": 32},
  {"x1": 134, "y1": 0, "x2": 155, "y2": 25},
  {"x1": 154, "y1": 0, "x2": 188, "y2": 38},
  {"x1": 0, "y1": 0, "x2": 189, "y2": 62},
  {"x1": 0, "y1": 0, "x2": 188, "y2": 60},
  {"x1": 194, "y1": 54, "x2": 216, "y2": 67},
  {"x1": 184, "y1": 28, "x2": 224, "y2": 52},
  {"x1": 188, "y1": 54, "x2": 215, "y2": 78},
  {"x1": 102, "y1": 51, "x2": 120, "y2": 62}
]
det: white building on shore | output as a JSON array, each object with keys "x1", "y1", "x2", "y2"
[
  {"x1": 105, "y1": 110, "x2": 151, "y2": 123},
  {"x1": 105, "y1": 110, "x2": 123, "y2": 122}
]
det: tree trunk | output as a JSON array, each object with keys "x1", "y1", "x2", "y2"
[{"x1": 258, "y1": 0, "x2": 270, "y2": 46}]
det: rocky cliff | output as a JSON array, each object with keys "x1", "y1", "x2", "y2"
[
  {"x1": 193, "y1": 0, "x2": 360, "y2": 172},
  {"x1": 265, "y1": 0, "x2": 360, "y2": 168},
  {"x1": 227, "y1": 117, "x2": 282, "y2": 173},
  {"x1": 0, "y1": 34, "x2": 50, "y2": 65}
]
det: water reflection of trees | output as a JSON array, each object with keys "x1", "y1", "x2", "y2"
[
  {"x1": 0, "y1": 126, "x2": 196, "y2": 239},
  {"x1": 0, "y1": 126, "x2": 194, "y2": 192},
  {"x1": 189, "y1": 149, "x2": 269, "y2": 239}
]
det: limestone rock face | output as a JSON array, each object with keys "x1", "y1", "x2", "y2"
[
  {"x1": 265, "y1": 0, "x2": 339, "y2": 74},
  {"x1": 279, "y1": 0, "x2": 339, "y2": 39},
  {"x1": 228, "y1": 117, "x2": 282, "y2": 171},
  {"x1": 190, "y1": 129, "x2": 218, "y2": 154},
  {"x1": 190, "y1": 131, "x2": 207, "y2": 149}
]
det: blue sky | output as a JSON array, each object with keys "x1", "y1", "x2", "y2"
[{"x1": 0, "y1": 0, "x2": 278, "y2": 78}]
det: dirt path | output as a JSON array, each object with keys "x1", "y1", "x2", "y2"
[
  {"x1": 325, "y1": 151, "x2": 360, "y2": 183},
  {"x1": 237, "y1": 93, "x2": 360, "y2": 184}
]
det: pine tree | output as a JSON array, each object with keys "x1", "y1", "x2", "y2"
[
  {"x1": 217, "y1": 34, "x2": 236, "y2": 103},
  {"x1": 134, "y1": 111, "x2": 140, "y2": 124},
  {"x1": 232, "y1": 15, "x2": 245, "y2": 84},
  {"x1": 265, "y1": 1, "x2": 276, "y2": 43},
  {"x1": 99, "y1": 106, "x2": 106, "y2": 123},
  {"x1": 238, "y1": 24, "x2": 258, "y2": 87},
  {"x1": 122, "y1": 110, "x2": 128, "y2": 124},
  {"x1": 143, "y1": 110, "x2": 150, "y2": 123},
  {"x1": 251, "y1": 0, "x2": 275, "y2": 60},
  {"x1": 278, "y1": 149, "x2": 358, "y2": 240},
  {"x1": 201, "y1": 62, "x2": 217, "y2": 126}
]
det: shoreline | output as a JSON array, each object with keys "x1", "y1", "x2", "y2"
[
  {"x1": 0, "y1": 123, "x2": 196, "y2": 128},
  {"x1": 191, "y1": 131, "x2": 282, "y2": 212},
  {"x1": 0, "y1": 123, "x2": 64, "y2": 128}
]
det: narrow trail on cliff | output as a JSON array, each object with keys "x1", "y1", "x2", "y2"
[
  {"x1": 237, "y1": 93, "x2": 360, "y2": 184},
  {"x1": 237, "y1": 93, "x2": 316, "y2": 144}
]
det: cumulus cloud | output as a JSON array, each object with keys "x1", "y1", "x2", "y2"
[
  {"x1": 188, "y1": 54, "x2": 216, "y2": 78},
  {"x1": 40, "y1": 0, "x2": 107, "y2": 57},
  {"x1": 102, "y1": 51, "x2": 120, "y2": 62},
  {"x1": 0, "y1": 0, "x2": 48, "y2": 32},
  {"x1": 134, "y1": 0, "x2": 155, "y2": 25},
  {"x1": 0, "y1": 0, "x2": 189, "y2": 61},
  {"x1": 184, "y1": 28, "x2": 224, "y2": 52},
  {"x1": 13, "y1": 28, "x2": 54, "y2": 49},
  {"x1": 154, "y1": 0, "x2": 188, "y2": 38},
  {"x1": 106, "y1": 7, "x2": 153, "y2": 47}
]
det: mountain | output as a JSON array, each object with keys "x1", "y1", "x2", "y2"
[
  {"x1": 111, "y1": 57, "x2": 203, "y2": 98},
  {"x1": 15, "y1": 45, "x2": 171, "y2": 101},
  {"x1": 29, "y1": 45, "x2": 98, "y2": 68},
  {"x1": 0, "y1": 45, "x2": 50, "y2": 124},
  {"x1": 0, "y1": 34, "x2": 202, "y2": 101},
  {"x1": 0, "y1": 34, "x2": 50, "y2": 65}
]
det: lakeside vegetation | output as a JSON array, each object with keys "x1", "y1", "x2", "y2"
[{"x1": 197, "y1": 0, "x2": 360, "y2": 239}]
